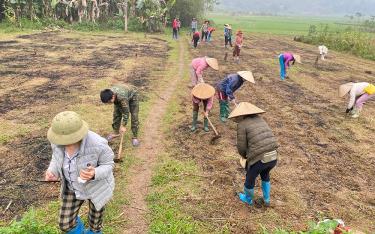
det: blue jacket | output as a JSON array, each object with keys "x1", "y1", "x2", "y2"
[{"x1": 217, "y1": 74, "x2": 244, "y2": 100}]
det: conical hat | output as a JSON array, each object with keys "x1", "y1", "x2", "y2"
[
  {"x1": 191, "y1": 83, "x2": 215, "y2": 99},
  {"x1": 237, "y1": 71, "x2": 255, "y2": 83},
  {"x1": 293, "y1": 54, "x2": 302, "y2": 64},
  {"x1": 239, "y1": 157, "x2": 247, "y2": 169},
  {"x1": 205, "y1": 57, "x2": 219, "y2": 70},
  {"x1": 339, "y1": 82, "x2": 354, "y2": 97},
  {"x1": 228, "y1": 102, "x2": 265, "y2": 119}
]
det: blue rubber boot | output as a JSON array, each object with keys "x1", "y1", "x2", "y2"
[
  {"x1": 261, "y1": 181, "x2": 271, "y2": 206},
  {"x1": 84, "y1": 229, "x2": 102, "y2": 234},
  {"x1": 67, "y1": 217, "x2": 84, "y2": 234},
  {"x1": 238, "y1": 187, "x2": 254, "y2": 205}
]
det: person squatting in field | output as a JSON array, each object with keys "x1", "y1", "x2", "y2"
[
  {"x1": 192, "y1": 31, "x2": 200, "y2": 48},
  {"x1": 233, "y1": 30, "x2": 243, "y2": 63},
  {"x1": 190, "y1": 57, "x2": 219, "y2": 87},
  {"x1": 339, "y1": 82, "x2": 375, "y2": 118},
  {"x1": 216, "y1": 71, "x2": 255, "y2": 122},
  {"x1": 45, "y1": 111, "x2": 115, "y2": 234},
  {"x1": 191, "y1": 83, "x2": 215, "y2": 132},
  {"x1": 278, "y1": 52, "x2": 301, "y2": 80},
  {"x1": 224, "y1": 24, "x2": 233, "y2": 48},
  {"x1": 229, "y1": 103, "x2": 278, "y2": 207},
  {"x1": 100, "y1": 84, "x2": 140, "y2": 147}
]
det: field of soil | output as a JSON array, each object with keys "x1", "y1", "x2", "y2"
[
  {"x1": 169, "y1": 35, "x2": 375, "y2": 232},
  {"x1": 0, "y1": 29, "x2": 374, "y2": 233},
  {"x1": 0, "y1": 31, "x2": 169, "y2": 222}
]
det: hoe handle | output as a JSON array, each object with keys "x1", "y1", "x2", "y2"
[
  {"x1": 117, "y1": 133, "x2": 125, "y2": 160},
  {"x1": 206, "y1": 116, "x2": 219, "y2": 136}
]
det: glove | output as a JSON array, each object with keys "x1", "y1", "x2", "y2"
[{"x1": 346, "y1": 108, "x2": 353, "y2": 113}]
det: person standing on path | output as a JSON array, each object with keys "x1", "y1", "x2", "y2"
[
  {"x1": 45, "y1": 111, "x2": 115, "y2": 234},
  {"x1": 278, "y1": 52, "x2": 301, "y2": 80},
  {"x1": 201, "y1": 20, "x2": 209, "y2": 42},
  {"x1": 177, "y1": 18, "x2": 181, "y2": 33},
  {"x1": 190, "y1": 56, "x2": 219, "y2": 87},
  {"x1": 339, "y1": 82, "x2": 375, "y2": 118},
  {"x1": 172, "y1": 17, "x2": 178, "y2": 40},
  {"x1": 233, "y1": 30, "x2": 244, "y2": 63},
  {"x1": 216, "y1": 71, "x2": 255, "y2": 122},
  {"x1": 191, "y1": 83, "x2": 215, "y2": 132},
  {"x1": 192, "y1": 31, "x2": 200, "y2": 48},
  {"x1": 100, "y1": 84, "x2": 140, "y2": 146},
  {"x1": 191, "y1": 18, "x2": 198, "y2": 36},
  {"x1": 229, "y1": 102, "x2": 278, "y2": 207},
  {"x1": 224, "y1": 24, "x2": 232, "y2": 48}
]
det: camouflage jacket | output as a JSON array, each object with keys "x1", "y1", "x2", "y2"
[{"x1": 111, "y1": 84, "x2": 137, "y2": 133}]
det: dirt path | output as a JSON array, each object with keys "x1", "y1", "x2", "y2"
[{"x1": 122, "y1": 39, "x2": 184, "y2": 233}]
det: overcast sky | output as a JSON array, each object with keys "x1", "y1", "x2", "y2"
[{"x1": 215, "y1": 0, "x2": 375, "y2": 16}]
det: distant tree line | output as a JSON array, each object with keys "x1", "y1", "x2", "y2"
[{"x1": 0, "y1": 0, "x2": 218, "y2": 31}]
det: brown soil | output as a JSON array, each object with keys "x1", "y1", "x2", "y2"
[
  {"x1": 122, "y1": 39, "x2": 185, "y2": 233},
  {"x1": 0, "y1": 31, "x2": 169, "y2": 221},
  {"x1": 170, "y1": 35, "x2": 375, "y2": 232}
]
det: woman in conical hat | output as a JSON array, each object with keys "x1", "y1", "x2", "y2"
[
  {"x1": 190, "y1": 56, "x2": 219, "y2": 87},
  {"x1": 216, "y1": 71, "x2": 255, "y2": 122},
  {"x1": 228, "y1": 102, "x2": 278, "y2": 208},
  {"x1": 278, "y1": 52, "x2": 301, "y2": 80},
  {"x1": 191, "y1": 83, "x2": 215, "y2": 132},
  {"x1": 339, "y1": 81, "x2": 375, "y2": 118}
]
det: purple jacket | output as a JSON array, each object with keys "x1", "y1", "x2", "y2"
[
  {"x1": 283, "y1": 53, "x2": 294, "y2": 70},
  {"x1": 217, "y1": 74, "x2": 244, "y2": 100}
]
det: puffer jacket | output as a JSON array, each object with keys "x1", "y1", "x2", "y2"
[
  {"x1": 47, "y1": 131, "x2": 115, "y2": 210},
  {"x1": 237, "y1": 115, "x2": 278, "y2": 166}
]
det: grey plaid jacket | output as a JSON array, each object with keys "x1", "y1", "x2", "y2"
[{"x1": 47, "y1": 131, "x2": 115, "y2": 210}]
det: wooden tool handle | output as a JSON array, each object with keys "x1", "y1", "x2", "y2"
[
  {"x1": 117, "y1": 133, "x2": 125, "y2": 160},
  {"x1": 206, "y1": 116, "x2": 219, "y2": 136}
]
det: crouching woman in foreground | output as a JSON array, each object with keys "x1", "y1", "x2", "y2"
[
  {"x1": 45, "y1": 111, "x2": 115, "y2": 234},
  {"x1": 229, "y1": 103, "x2": 278, "y2": 207}
]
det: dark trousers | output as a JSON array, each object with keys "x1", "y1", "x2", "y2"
[
  {"x1": 193, "y1": 36, "x2": 199, "y2": 48},
  {"x1": 201, "y1": 31, "x2": 208, "y2": 41},
  {"x1": 225, "y1": 36, "x2": 232, "y2": 47},
  {"x1": 129, "y1": 92, "x2": 139, "y2": 138},
  {"x1": 245, "y1": 160, "x2": 277, "y2": 189},
  {"x1": 193, "y1": 100, "x2": 208, "y2": 112},
  {"x1": 233, "y1": 45, "x2": 241, "y2": 57},
  {"x1": 173, "y1": 28, "x2": 178, "y2": 39}
]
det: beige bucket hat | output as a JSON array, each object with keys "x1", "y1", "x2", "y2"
[
  {"x1": 339, "y1": 82, "x2": 354, "y2": 97},
  {"x1": 228, "y1": 102, "x2": 265, "y2": 119},
  {"x1": 47, "y1": 111, "x2": 89, "y2": 145},
  {"x1": 205, "y1": 57, "x2": 219, "y2": 70},
  {"x1": 237, "y1": 71, "x2": 255, "y2": 83},
  {"x1": 293, "y1": 54, "x2": 302, "y2": 64},
  {"x1": 191, "y1": 83, "x2": 215, "y2": 100}
]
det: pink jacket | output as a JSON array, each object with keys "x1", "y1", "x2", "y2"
[
  {"x1": 235, "y1": 35, "x2": 243, "y2": 46},
  {"x1": 192, "y1": 96, "x2": 214, "y2": 111},
  {"x1": 191, "y1": 57, "x2": 209, "y2": 76},
  {"x1": 283, "y1": 53, "x2": 294, "y2": 69}
]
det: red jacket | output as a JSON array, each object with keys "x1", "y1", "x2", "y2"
[{"x1": 172, "y1": 19, "x2": 178, "y2": 29}]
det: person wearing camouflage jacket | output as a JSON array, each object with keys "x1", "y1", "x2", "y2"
[{"x1": 100, "y1": 84, "x2": 140, "y2": 147}]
